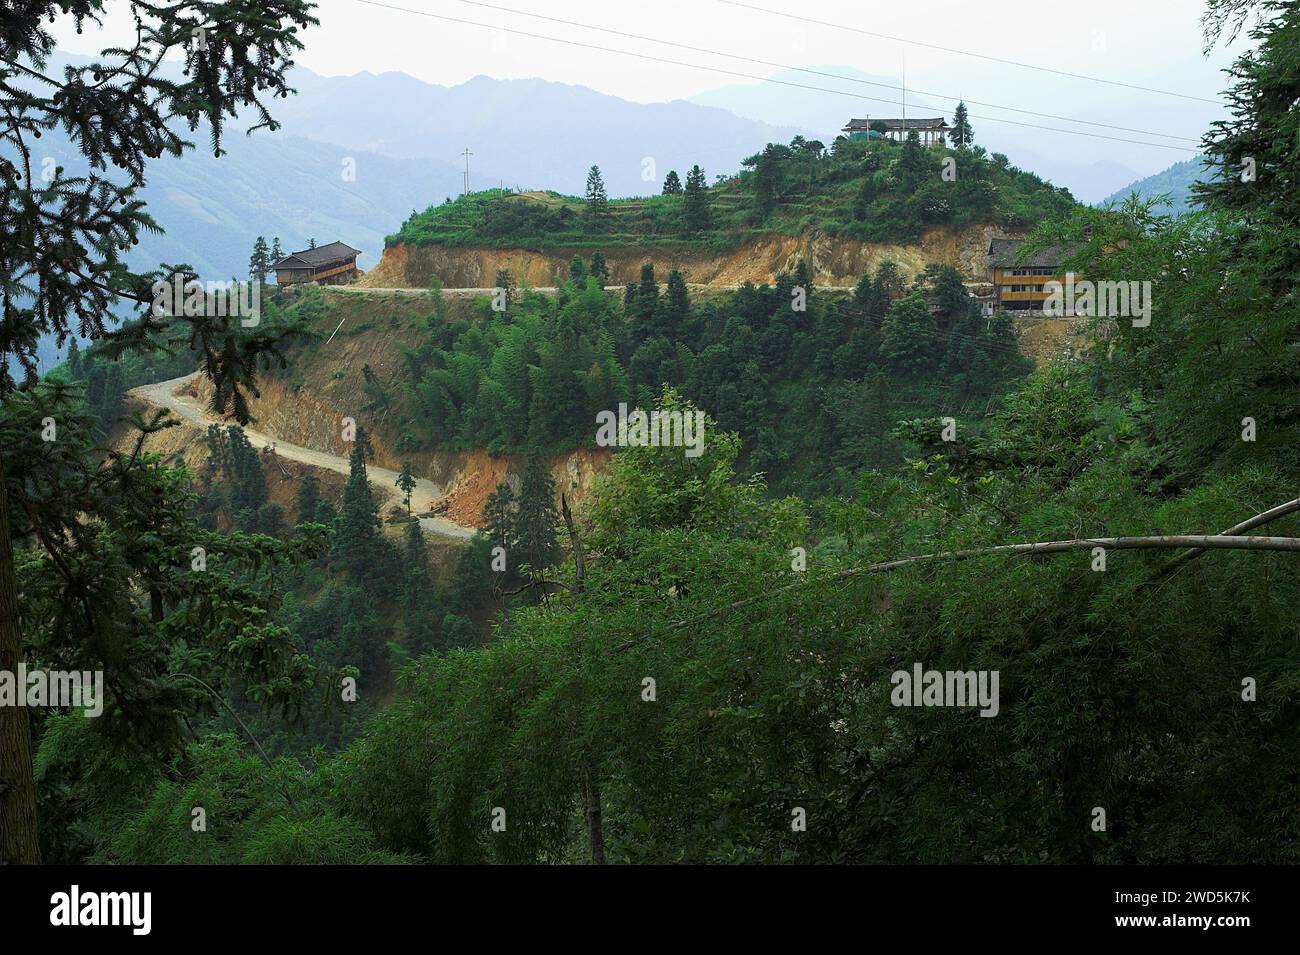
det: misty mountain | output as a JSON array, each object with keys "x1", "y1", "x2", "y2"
[
  {"x1": 1100, "y1": 157, "x2": 1211, "y2": 215},
  {"x1": 19, "y1": 55, "x2": 467, "y2": 278},
  {"x1": 265, "y1": 69, "x2": 803, "y2": 198},
  {"x1": 688, "y1": 64, "x2": 901, "y2": 141}
]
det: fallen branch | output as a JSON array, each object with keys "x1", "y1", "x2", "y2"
[
  {"x1": 1154, "y1": 497, "x2": 1300, "y2": 578},
  {"x1": 175, "y1": 673, "x2": 297, "y2": 812},
  {"x1": 674, "y1": 534, "x2": 1300, "y2": 629},
  {"x1": 499, "y1": 577, "x2": 572, "y2": 597}
]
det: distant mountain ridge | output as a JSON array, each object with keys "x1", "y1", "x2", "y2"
[
  {"x1": 267, "y1": 69, "x2": 804, "y2": 199},
  {"x1": 1100, "y1": 158, "x2": 1211, "y2": 215}
]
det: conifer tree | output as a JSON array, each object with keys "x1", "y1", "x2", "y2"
[
  {"x1": 396, "y1": 462, "x2": 417, "y2": 516},
  {"x1": 585, "y1": 165, "x2": 610, "y2": 225},
  {"x1": 589, "y1": 251, "x2": 610, "y2": 285},
  {"x1": 662, "y1": 170, "x2": 682, "y2": 195},
  {"x1": 664, "y1": 269, "x2": 690, "y2": 341},
  {"x1": 494, "y1": 268, "x2": 514, "y2": 318},
  {"x1": 483, "y1": 480, "x2": 517, "y2": 581},
  {"x1": 334, "y1": 425, "x2": 381, "y2": 576},
  {"x1": 879, "y1": 292, "x2": 937, "y2": 373},
  {"x1": 296, "y1": 473, "x2": 322, "y2": 525},
  {"x1": 751, "y1": 147, "x2": 779, "y2": 220},
  {"x1": 951, "y1": 101, "x2": 973, "y2": 148},
  {"x1": 514, "y1": 457, "x2": 560, "y2": 579},
  {"x1": 249, "y1": 236, "x2": 270, "y2": 284},
  {"x1": 399, "y1": 519, "x2": 440, "y2": 652},
  {"x1": 65, "y1": 339, "x2": 83, "y2": 382},
  {"x1": 635, "y1": 262, "x2": 659, "y2": 326},
  {"x1": 683, "y1": 164, "x2": 711, "y2": 231}
]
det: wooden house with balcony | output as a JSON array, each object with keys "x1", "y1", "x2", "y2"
[
  {"x1": 271, "y1": 241, "x2": 362, "y2": 286},
  {"x1": 986, "y1": 238, "x2": 1083, "y2": 311}
]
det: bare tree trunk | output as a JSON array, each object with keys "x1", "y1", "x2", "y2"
[
  {"x1": 564, "y1": 495, "x2": 601, "y2": 862},
  {"x1": 582, "y1": 769, "x2": 605, "y2": 865},
  {"x1": 561, "y1": 493, "x2": 584, "y2": 594},
  {"x1": 0, "y1": 459, "x2": 41, "y2": 863}
]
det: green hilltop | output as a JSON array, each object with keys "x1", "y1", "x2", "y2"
[{"x1": 388, "y1": 134, "x2": 1079, "y2": 250}]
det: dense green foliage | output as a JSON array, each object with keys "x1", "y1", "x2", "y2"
[
  {"x1": 389, "y1": 256, "x2": 1027, "y2": 497},
  {"x1": 386, "y1": 133, "x2": 1076, "y2": 249}
]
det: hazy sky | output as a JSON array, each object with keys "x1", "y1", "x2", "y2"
[{"x1": 53, "y1": 1, "x2": 1247, "y2": 178}]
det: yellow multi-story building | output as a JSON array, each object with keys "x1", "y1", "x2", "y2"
[{"x1": 986, "y1": 238, "x2": 1081, "y2": 312}]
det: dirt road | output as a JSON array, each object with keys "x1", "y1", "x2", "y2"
[{"x1": 129, "y1": 373, "x2": 476, "y2": 542}]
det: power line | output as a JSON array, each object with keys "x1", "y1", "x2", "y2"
[
  {"x1": 718, "y1": 0, "x2": 1223, "y2": 106},
  {"x1": 348, "y1": 0, "x2": 1198, "y2": 153},
  {"x1": 447, "y1": 0, "x2": 1200, "y2": 144}
]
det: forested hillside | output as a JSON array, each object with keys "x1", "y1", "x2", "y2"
[{"x1": 249, "y1": 259, "x2": 1027, "y2": 498}]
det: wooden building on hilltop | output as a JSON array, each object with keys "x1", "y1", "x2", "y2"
[
  {"x1": 271, "y1": 241, "x2": 362, "y2": 286},
  {"x1": 842, "y1": 116, "x2": 949, "y2": 147}
]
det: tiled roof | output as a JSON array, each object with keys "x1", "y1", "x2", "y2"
[
  {"x1": 842, "y1": 117, "x2": 949, "y2": 131},
  {"x1": 987, "y1": 237, "x2": 1083, "y2": 268},
  {"x1": 270, "y1": 241, "x2": 361, "y2": 270}
]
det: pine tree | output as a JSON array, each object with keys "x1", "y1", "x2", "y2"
[
  {"x1": 792, "y1": 261, "x2": 813, "y2": 312},
  {"x1": 589, "y1": 251, "x2": 609, "y2": 285},
  {"x1": 65, "y1": 339, "x2": 82, "y2": 382},
  {"x1": 396, "y1": 461, "x2": 417, "y2": 515},
  {"x1": 879, "y1": 292, "x2": 937, "y2": 374},
  {"x1": 664, "y1": 269, "x2": 690, "y2": 341},
  {"x1": 635, "y1": 262, "x2": 659, "y2": 325},
  {"x1": 483, "y1": 480, "x2": 516, "y2": 582},
  {"x1": 295, "y1": 472, "x2": 322, "y2": 525},
  {"x1": 751, "y1": 147, "x2": 779, "y2": 220},
  {"x1": 662, "y1": 170, "x2": 682, "y2": 195},
  {"x1": 334, "y1": 425, "x2": 381, "y2": 576},
  {"x1": 494, "y1": 268, "x2": 514, "y2": 318},
  {"x1": 100, "y1": 363, "x2": 125, "y2": 429},
  {"x1": 585, "y1": 165, "x2": 609, "y2": 225},
  {"x1": 951, "y1": 101, "x2": 973, "y2": 148},
  {"x1": 484, "y1": 480, "x2": 516, "y2": 552},
  {"x1": 683, "y1": 164, "x2": 710, "y2": 231},
  {"x1": 399, "y1": 519, "x2": 440, "y2": 653},
  {"x1": 514, "y1": 457, "x2": 560, "y2": 579},
  {"x1": 249, "y1": 235, "x2": 270, "y2": 284},
  {"x1": 569, "y1": 255, "x2": 588, "y2": 285},
  {"x1": 270, "y1": 236, "x2": 283, "y2": 261}
]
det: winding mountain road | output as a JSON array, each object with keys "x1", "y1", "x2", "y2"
[{"x1": 130, "y1": 373, "x2": 476, "y2": 542}]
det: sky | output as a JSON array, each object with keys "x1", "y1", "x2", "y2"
[{"x1": 52, "y1": 0, "x2": 1248, "y2": 181}]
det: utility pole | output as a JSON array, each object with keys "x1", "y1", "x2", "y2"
[
  {"x1": 461, "y1": 147, "x2": 473, "y2": 197},
  {"x1": 900, "y1": 53, "x2": 906, "y2": 128}
]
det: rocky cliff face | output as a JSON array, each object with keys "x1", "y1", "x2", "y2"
[{"x1": 361, "y1": 223, "x2": 1016, "y2": 289}]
